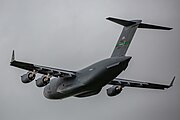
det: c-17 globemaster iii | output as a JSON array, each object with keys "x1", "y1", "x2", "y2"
[{"x1": 10, "y1": 17, "x2": 175, "y2": 100}]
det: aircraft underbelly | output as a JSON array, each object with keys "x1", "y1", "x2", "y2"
[
  {"x1": 89, "y1": 63, "x2": 127, "y2": 88},
  {"x1": 43, "y1": 57, "x2": 131, "y2": 100},
  {"x1": 74, "y1": 89, "x2": 101, "y2": 97},
  {"x1": 43, "y1": 78, "x2": 84, "y2": 99}
]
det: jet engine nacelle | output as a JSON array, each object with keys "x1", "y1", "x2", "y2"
[
  {"x1": 106, "y1": 85, "x2": 123, "y2": 97},
  {"x1": 36, "y1": 76, "x2": 50, "y2": 87},
  {"x1": 21, "y1": 71, "x2": 36, "y2": 83}
]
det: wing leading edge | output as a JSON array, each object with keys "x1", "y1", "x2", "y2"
[
  {"x1": 109, "y1": 77, "x2": 175, "y2": 90},
  {"x1": 10, "y1": 50, "x2": 76, "y2": 78}
]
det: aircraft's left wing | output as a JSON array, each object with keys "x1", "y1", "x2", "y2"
[
  {"x1": 108, "y1": 77, "x2": 175, "y2": 90},
  {"x1": 10, "y1": 51, "x2": 76, "y2": 78}
]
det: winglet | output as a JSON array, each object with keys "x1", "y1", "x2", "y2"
[
  {"x1": 169, "y1": 76, "x2": 176, "y2": 87},
  {"x1": 11, "y1": 50, "x2": 15, "y2": 63}
]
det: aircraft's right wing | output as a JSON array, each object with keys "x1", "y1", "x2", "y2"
[
  {"x1": 108, "y1": 77, "x2": 175, "y2": 90},
  {"x1": 10, "y1": 51, "x2": 76, "y2": 78}
]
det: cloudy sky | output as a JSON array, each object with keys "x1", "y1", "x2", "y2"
[{"x1": 0, "y1": 0, "x2": 180, "y2": 120}]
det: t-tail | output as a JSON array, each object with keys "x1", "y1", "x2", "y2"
[{"x1": 107, "y1": 17, "x2": 173, "y2": 57}]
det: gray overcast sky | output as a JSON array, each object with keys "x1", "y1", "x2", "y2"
[{"x1": 0, "y1": 0, "x2": 180, "y2": 120}]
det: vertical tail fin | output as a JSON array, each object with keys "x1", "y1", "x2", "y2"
[{"x1": 107, "y1": 17, "x2": 172, "y2": 57}]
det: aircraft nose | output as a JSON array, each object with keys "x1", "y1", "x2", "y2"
[
  {"x1": 43, "y1": 85, "x2": 65, "y2": 100},
  {"x1": 43, "y1": 85, "x2": 52, "y2": 99}
]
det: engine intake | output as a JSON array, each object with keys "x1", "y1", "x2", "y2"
[
  {"x1": 106, "y1": 85, "x2": 123, "y2": 97},
  {"x1": 36, "y1": 76, "x2": 50, "y2": 87},
  {"x1": 21, "y1": 71, "x2": 36, "y2": 83}
]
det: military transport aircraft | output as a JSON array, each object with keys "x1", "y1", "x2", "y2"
[{"x1": 10, "y1": 17, "x2": 175, "y2": 100}]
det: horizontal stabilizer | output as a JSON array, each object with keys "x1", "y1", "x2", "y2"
[
  {"x1": 107, "y1": 17, "x2": 173, "y2": 30},
  {"x1": 106, "y1": 17, "x2": 136, "y2": 27},
  {"x1": 139, "y1": 23, "x2": 172, "y2": 30}
]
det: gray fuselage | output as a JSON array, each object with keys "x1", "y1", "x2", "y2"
[{"x1": 43, "y1": 56, "x2": 131, "y2": 99}]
